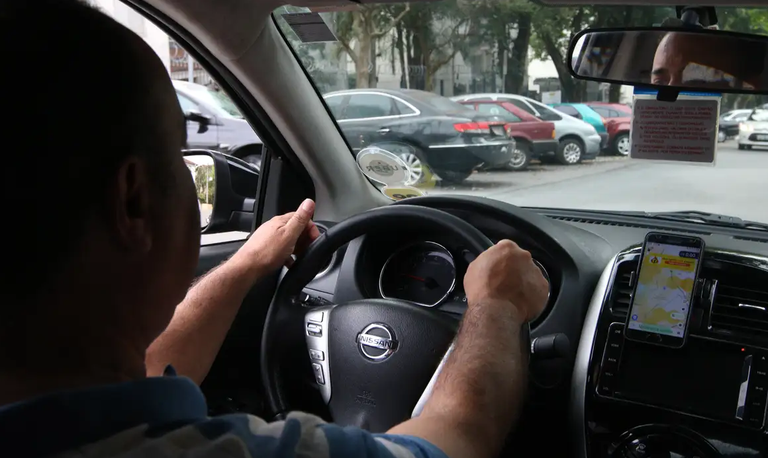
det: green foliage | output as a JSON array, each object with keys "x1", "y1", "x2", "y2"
[
  {"x1": 194, "y1": 165, "x2": 215, "y2": 205},
  {"x1": 278, "y1": 2, "x2": 768, "y2": 102}
]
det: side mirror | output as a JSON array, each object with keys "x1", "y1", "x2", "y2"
[
  {"x1": 184, "y1": 149, "x2": 259, "y2": 234},
  {"x1": 185, "y1": 110, "x2": 213, "y2": 134}
]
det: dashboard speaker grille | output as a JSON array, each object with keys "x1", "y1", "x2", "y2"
[{"x1": 608, "y1": 259, "x2": 636, "y2": 319}]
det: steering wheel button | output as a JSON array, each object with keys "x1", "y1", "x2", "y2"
[
  {"x1": 312, "y1": 363, "x2": 325, "y2": 385},
  {"x1": 306, "y1": 323, "x2": 323, "y2": 337},
  {"x1": 307, "y1": 311, "x2": 324, "y2": 323},
  {"x1": 309, "y1": 349, "x2": 325, "y2": 361}
]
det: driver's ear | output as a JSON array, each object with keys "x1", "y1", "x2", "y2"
[{"x1": 109, "y1": 156, "x2": 153, "y2": 253}]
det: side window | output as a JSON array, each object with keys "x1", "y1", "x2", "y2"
[
  {"x1": 177, "y1": 93, "x2": 198, "y2": 113},
  {"x1": 609, "y1": 109, "x2": 621, "y2": 118},
  {"x1": 591, "y1": 106, "x2": 611, "y2": 118},
  {"x1": 554, "y1": 105, "x2": 581, "y2": 119},
  {"x1": 344, "y1": 94, "x2": 395, "y2": 119},
  {"x1": 394, "y1": 99, "x2": 417, "y2": 115},
  {"x1": 735, "y1": 113, "x2": 749, "y2": 121},
  {"x1": 476, "y1": 104, "x2": 521, "y2": 122},
  {"x1": 534, "y1": 104, "x2": 563, "y2": 122},
  {"x1": 324, "y1": 95, "x2": 346, "y2": 119},
  {"x1": 106, "y1": 2, "x2": 262, "y2": 243},
  {"x1": 507, "y1": 99, "x2": 537, "y2": 116}
]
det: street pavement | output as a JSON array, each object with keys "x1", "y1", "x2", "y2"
[{"x1": 427, "y1": 140, "x2": 768, "y2": 223}]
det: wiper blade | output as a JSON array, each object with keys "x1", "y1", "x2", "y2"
[{"x1": 643, "y1": 211, "x2": 768, "y2": 231}]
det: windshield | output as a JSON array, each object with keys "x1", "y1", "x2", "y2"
[
  {"x1": 749, "y1": 109, "x2": 768, "y2": 122},
  {"x1": 406, "y1": 90, "x2": 473, "y2": 114},
  {"x1": 185, "y1": 84, "x2": 243, "y2": 118},
  {"x1": 276, "y1": 4, "x2": 768, "y2": 225}
]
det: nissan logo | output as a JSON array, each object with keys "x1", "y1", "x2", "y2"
[{"x1": 356, "y1": 323, "x2": 398, "y2": 361}]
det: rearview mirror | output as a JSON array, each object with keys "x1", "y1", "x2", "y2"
[
  {"x1": 568, "y1": 27, "x2": 768, "y2": 95},
  {"x1": 185, "y1": 110, "x2": 212, "y2": 134}
]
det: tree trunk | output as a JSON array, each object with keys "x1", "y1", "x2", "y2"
[
  {"x1": 541, "y1": 33, "x2": 579, "y2": 101},
  {"x1": 369, "y1": 38, "x2": 377, "y2": 87},
  {"x1": 506, "y1": 13, "x2": 531, "y2": 94},
  {"x1": 356, "y1": 35, "x2": 372, "y2": 88},
  {"x1": 496, "y1": 39, "x2": 504, "y2": 93},
  {"x1": 609, "y1": 84, "x2": 622, "y2": 103},
  {"x1": 425, "y1": 71, "x2": 434, "y2": 91},
  {"x1": 396, "y1": 23, "x2": 407, "y2": 88}
]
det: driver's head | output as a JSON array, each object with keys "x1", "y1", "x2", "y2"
[
  {"x1": 0, "y1": 1, "x2": 200, "y2": 376},
  {"x1": 652, "y1": 31, "x2": 763, "y2": 89}
]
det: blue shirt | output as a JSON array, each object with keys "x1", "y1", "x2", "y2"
[{"x1": 0, "y1": 375, "x2": 447, "y2": 458}]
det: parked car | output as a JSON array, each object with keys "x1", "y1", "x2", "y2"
[
  {"x1": 551, "y1": 103, "x2": 609, "y2": 150},
  {"x1": 458, "y1": 100, "x2": 557, "y2": 170},
  {"x1": 452, "y1": 93, "x2": 601, "y2": 165},
  {"x1": 738, "y1": 108, "x2": 768, "y2": 150},
  {"x1": 584, "y1": 103, "x2": 632, "y2": 156},
  {"x1": 173, "y1": 80, "x2": 263, "y2": 169},
  {"x1": 719, "y1": 109, "x2": 752, "y2": 142},
  {"x1": 323, "y1": 89, "x2": 515, "y2": 184}
]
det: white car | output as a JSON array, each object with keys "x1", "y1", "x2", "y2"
[
  {"x1": 451, "y1": 93, "x2": 602, "y2": 165},
  {"x1": 738, "y1": 109, "x2": 768, "y2": 150}
]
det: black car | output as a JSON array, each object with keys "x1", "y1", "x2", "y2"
[{"x1": 323, "y1": 89, "x2": 515, "y2": 184}]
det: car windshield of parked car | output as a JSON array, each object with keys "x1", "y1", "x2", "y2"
[
  {"x1": 275, "y1": 4, "x2": 768, "y2": 225},
  {"x1": 749, "y1": 109, "x2": 768, "y2": 122}
]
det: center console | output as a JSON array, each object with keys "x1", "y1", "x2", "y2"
[{"x1": 573, "y1": 247, "x2": 768, "y2": 458}]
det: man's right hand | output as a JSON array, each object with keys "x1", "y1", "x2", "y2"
[{"x1": 464, "y1": 239, "x2": 548, "y2": 323}]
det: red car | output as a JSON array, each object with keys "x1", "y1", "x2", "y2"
[
  {"x1": 585, "y1": 102, "x2": 632, "y2": 156},
  {"x1": 458, "y1": 100, "x2": 557, "y2": 170}
]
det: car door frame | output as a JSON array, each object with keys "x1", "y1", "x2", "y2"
[{"x1": 124, "y1": 0, "x2": 317, "y2": 416}]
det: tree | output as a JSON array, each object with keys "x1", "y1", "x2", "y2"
[
  {"x1": 401, "y1": 0, "x2": 472, "y2": 91},
  {"x1": 460, "y1": 0, "x2": 534, "y2": 94},
  {"x1": 529, "y1": 6, "x2": 590, "y2": 101},
  {"x1": 530, "y1": 5, "x2": 673, "y2": 102},
  {"x1": 335, "y1": 5, "x2": 410, "y2": 88},
  {"x1": 194, "y1": 165, "x2": 215, "y2": 205}
]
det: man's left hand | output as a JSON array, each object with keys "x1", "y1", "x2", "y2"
[{"x1": 231, "y1": 199, "x2": 321, "y2": 275}]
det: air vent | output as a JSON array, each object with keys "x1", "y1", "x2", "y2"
[
  {"x1": 709, "y1": 282, "x2": 768, "y2": 337},
  {"x1": 705, "y1": 261, "x2": 768, "y2": 338},
  {"x1": 608, "y1": 259, "x2": 637, "y2": 319}
]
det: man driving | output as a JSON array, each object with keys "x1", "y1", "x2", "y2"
[{"x1": 0, "y1": 2, "x2": 547, "y2": 458}]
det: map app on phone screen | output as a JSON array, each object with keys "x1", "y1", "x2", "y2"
[{"x1": 628, "y1": 242, "x2": 702, "y2": 338}]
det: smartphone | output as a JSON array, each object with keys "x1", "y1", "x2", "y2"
[{"x1": 625, "y1": 232, "x2": 705, "y2": 348}]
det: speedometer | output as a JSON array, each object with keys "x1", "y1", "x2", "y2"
[{"x1": 379, "y1": 241, "x2": 456, "y2": 307}]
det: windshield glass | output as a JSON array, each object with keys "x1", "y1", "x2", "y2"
[{"x1": 275, "y1": 4, "x2": 768, "y2": 224}]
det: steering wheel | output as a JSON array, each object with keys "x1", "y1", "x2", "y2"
[{"x1": 261, "y1": 205, "x2": 494, "y2": 432}]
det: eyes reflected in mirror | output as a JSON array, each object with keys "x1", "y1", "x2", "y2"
[
  {"x1": 570, "y1": 28, "x2": 768, "y2": 93},
  {"x1": 184, "y1": 154, "x2": 215, "y2": 229}
]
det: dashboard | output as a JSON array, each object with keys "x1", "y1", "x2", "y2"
[{"x1": 295, "y1": 196, "x2": 768, "y2": 458}]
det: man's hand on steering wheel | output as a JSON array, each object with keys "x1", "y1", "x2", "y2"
[
  {"x1": 464, "y1": 239, "x2": 549, "y2": 323},
  {"x1": 231, "y1": 199, "x2": 321, "y2": 280}
]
